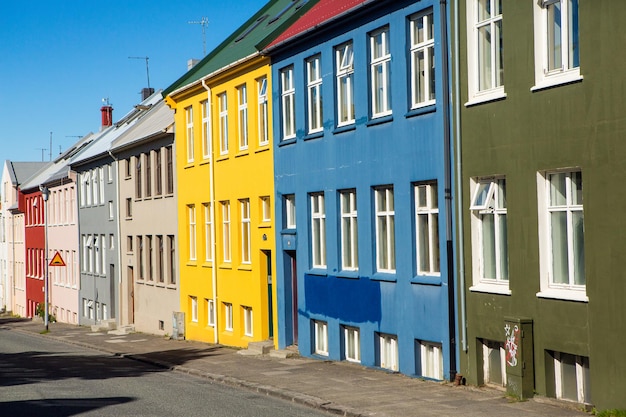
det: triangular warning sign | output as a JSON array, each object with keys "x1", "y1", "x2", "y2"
[{"x1": 49, "y1": 251, "x2": 66, "y2": 267}]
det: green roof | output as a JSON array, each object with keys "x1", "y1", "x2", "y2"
[{"x1": 163, "y1": 0, "x2": 320, "y2": 97}]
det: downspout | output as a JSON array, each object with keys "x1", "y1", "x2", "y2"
[
  {"x1": 440, "y1": 0, "x2": 457, "y2": 381},
  {"x1": 11, "y1": 213, "x2": 15, "y2": 311},
  {"x1": 202, "y1": 78, "x2": 218, "y2": 344},
  {"x1": 453, "y1": 0, "x2": 467, "y2": 353},
  {"x1": 108, "y1": 150, "x2": 123, "y2": 325}
]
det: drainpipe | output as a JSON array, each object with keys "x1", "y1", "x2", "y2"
[
  {"x1": 452, "y1": 0, "x2": 467, "y2": 353},
  {"x1": 440, "y1": 0, "x2": 457, "y2": 381},
  {"x1": 108, "y1": 150, "x2": 123, "y2": 325},
  {"x1": 202, "y1": 78, "x2": 218, "y2": 344}
]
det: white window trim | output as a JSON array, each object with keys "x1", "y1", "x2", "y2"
[
  {"x1": 482, "y1": 340, "x2": 507, "y2": 387},
  {"x1": 420, "y1": 341, "x2": 443, "y2": 380},
  {"x1": 314, "y1": 320, "x2": 328, "y2": 356},
  {"x1": 553, "y1": 352, "x2": 590, "y2": 404},
  {"x1": 344, "y1": 326, "x2": 360, "y2": 363},
  {"x1": 310, "y1": 193, "x2": 326, "y2": 269},
  {"x1": 237, "y1": 84, "x2": 249, "y2": 151},
  {"x1": 191, "y1": 296, "x2": 198, "y2": 323},
  {"x1": 185, "y1": 106, "x2": 194, "y2": 162},
  {"x1": 469, "y1": 177, "x2": 510, "y2": 295},
  {"x1": 466, "y1": 0, "x2": 506, "y2": 106},
  {"x1": 340, "y1": 190, "x2": 358, "y2": 271},
  {"x1": 336, "y1": 42, "x2": 355, "y2": 126},
  {"x1": 261, "y1": 196, "x2": 271, "y2": 222},
  {"x1": 188, "y1": 205, "x2": 196, "y2": 261},
  {"x1": 222, "y1": 201, "x2": 231, "y2": 263},
  {"x1": 218, "y1": 93, "x2": 229, "y2": 155},
  {"x1": 531, "y1": 0, "x2": 582, "y2": 91},
  {"x1": 257, "y1": 77, "x2": 269, "y2": 146},
  {"x1": 410, "y1": 11, "x2": 436, "y2": 108},
  {"x1": 204, "y1": 203, "x2": 213, "y2": 262},
  {"x1": 207, "y1": 299, "x2": 215, "y2": 326},
  {"x1": 370, "y1": 28, "x2": 392, "y2": 118},
  {"x1": 415, "y1": 183, "x2": 440, "y2": 276},
  {"x1": 281, "y1": 67, "x2": 296, "y2": 140},
  {"x1": 379, "y1": 333, "x2": 398, "y2": 371},
  {"x1": 201, "y1": 100, "x2": 211, "y2": 159},
  {"x1": 375, "y1": 187, "x2": 396, "y2": 273},
  {"x1": 306, "y1": 55, "x2": 323, "y2": 134},
  {"x1": 240, "y1": 199, "x2": 251, "y2": 264},
  {"x1": 224, "y1": 303, "x2": 233, "y2": 331},
  {"x1": 536, "y1": 170, "x2": 587, "y2": 302},
  {"x1": 243, "y1": 306, "x2": 253, "y2": 337},
  {"x1": 285, "y1": 194, "x2": 296, "y2": 229}
]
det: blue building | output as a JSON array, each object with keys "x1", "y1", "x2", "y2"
[{"x1": 265, "y1": 0, "x2": 457, "y2": 379}]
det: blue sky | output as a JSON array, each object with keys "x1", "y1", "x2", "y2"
[{"x1": 0, "y1": 0, "x2": 266, "y2": 162}]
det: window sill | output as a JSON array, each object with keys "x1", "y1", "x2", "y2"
[
  {"x1": 216, "y1": 155, "x2": 229, "y2": 162},
  {"x1": 281, "y1": 228, "x2": 296, "y2": 235},
  {"x1": 258, "y1": 223, "x2": 271, "y2": 229},
  {"x1": 186, "y1": 261, "x2": 197, "y2": 267},
  {"x1": 411, "y1": 275, "x2": 442, "y2": 286},
  {"x1": 218, "y1": 263, "x2": 232, "y2": 270},
  {"x1": 238, "y1": 264, "x2": 252, "y2": 271},
  {"x1": 531, "y1": 72, "x2": 583, "y2": 92},
  {"x1": 470, "y1": 283, "x2": 511, "y2": 296},
  {"x1": 235, "y1": 150, "x2": 249, "y2": 158},
  {"x1": 336, "y1": 270, "x2": 359, "y2": 279},
  {"x1": 303, "y1": 131, "x2": 324, "y2": 141},
  {"x1": 201, "y1": 262, "x2": 214, "y2": 268},
  {"x1": 255, "y1": 146, "x2": 269, "y2": 154},
  {"x1": 199, "y1": 159, "x2": 211, "y2": 166},
  {"x1": 366, "y1": 115, "x2": 393, "y2": 127},
  {"x1": 465, "y1": 89, "x2": 507, "y2": 107},
  {"x1": 536, "y1": 289, "x2": 588, "y2": 303},
  {"x1": 183, "y1": 163, "x2": 195, "y2": 169},
  {"x1": 371, "y1": 272, "x2": 396, "y2": 283},
  {"x1": 278, "y1": 138, "x2": 297, "y2": 147},
  {"x1": 405, "y1": 104, "x2": 436, "y2": 118},
  {"x1": 306, "y1": 268, "x2": 327, "y2": 277},
  {"x1": 333, "y1": 124, "x2": 356, "y2": 135}
]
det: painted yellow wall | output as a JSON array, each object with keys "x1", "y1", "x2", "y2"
[{"x1": 166, "y1": 56, "x2": 278, "y2": 348}]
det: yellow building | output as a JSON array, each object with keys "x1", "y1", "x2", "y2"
[{"x1": 163, "y1": 0, "x2": 317, "y2": 347}]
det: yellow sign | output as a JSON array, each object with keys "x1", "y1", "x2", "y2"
[{"x1": 49, "y1": 251, "x2": 66, "y2": 267}]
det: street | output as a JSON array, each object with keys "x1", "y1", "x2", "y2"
[{"x1": 0, "y1": 327, "x2": 330, "y2": 417}]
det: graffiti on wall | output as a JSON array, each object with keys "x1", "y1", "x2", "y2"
[{"x1": 504, "y1": 323, "x2": 520, "y2": 367}]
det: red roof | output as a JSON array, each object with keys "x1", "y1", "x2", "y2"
[{"x1": 266, "y1": 0, "x2": 370, "y2": 49}]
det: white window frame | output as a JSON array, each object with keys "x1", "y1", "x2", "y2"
[
  {"x1": 482, "y1": 339, "x2": 507, "y2": 387},
  {"x1": 340, "y1": 190, "x2": 358, "y2": 271},
  {"x1": 310, "y1": 193, "x2": 326, "y2": 268},
  {"x1": 537, "y1": 170, "x2": 586, "y2": 302},
  {"x1": 369, "y1": 27, "x2": 392, "y2": 118},
  {"x1": 261, "y1": 196, "x2": 271, "y2": 222},
  {"x1": 379, "y1": 333, "x2": 398, "y2": 371},
  {"x1": 281, "y1": 66, "x2": 296, "y2": 140},
  {"x1": 314, "y1": 320, "x2": 328, "y2": 356},
  {"x1": 553, "y1": 352, "x2": 590, "y2": 404},
  {"x1": 243, "y1": 306, "x2": 253, "y2": 337},
  {"x1": 257, "y1": 77, "x2": 269, "y2": 146},
  {"x1": 191, "y1": 296, "x2": 198, "y2": 323},
  {"x1": 285, "y1": 194, "x2": 296, "y2": 229},
  {"x1": 410, "y1": 10, "x2": 436, "y2": 108},
  {"x1": 306, "y1": 55, "x2": 323, "y2": 134},
  {"x1": 218, "y1": 92, "x2": 229, "y2": 155},
  {"x1": 185, "y1": 106, "x2": 194, "y2": 162},
  {"x1": 224, "y1": 302, "x2": 233, "y2": 331},
  {"x1": 532, "y1": 0, "x2": 581, "y2": 91},
  {"x1": 204, "y1": 203, "x2": 213, "y2": 262},
  {"x1": 222, "y1": 201, "x2": 231, "y2": 263},
  {"x1": 415, "y1": 182, "x2": 440, "y2": 276},
  {"x1": 237, "y1": 84, "x2": 248, "y2": 151},
  {"x1": 240, "y1": 199, "x2": 251, "y2": 264},
  {"x1": 336, "y1": 42, "x2": 355, "y2": 126},
  {"x1": 466, "y1": 0, "x2": 505, "y2": 105},
  {"x1": 420, "y1": 341, "x2": 444, "y2": 380},
  {"x1": 344, "y1": 326, "x2": 360, "y2": 363},
  {"x1": 207, "y1": 299, "x2": 215, "y2": 326},
  {"x1": 375, "y1": 186, "x2": 396, "y2": 273},
  {"x1": 188, "y1": 205, "x2": 196, "y2": 261},
  {"x1": 469, "y1": 177, "x2": 510, "y2": 295},
  {"x1": 201, "y1": 99, "x2": 211, "y2": 159}
]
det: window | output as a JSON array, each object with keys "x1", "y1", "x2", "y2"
[
  {"x1": 340, "y1": 190, "x2": 358, "y2": 271},
  {"x1": 537, "y1": 170, "x2": 585, "y2": 300},
  {"x1": 155, "y1": 148, "x2": 162, "y2": 196},
  {"x1": 336, "y1": 42, "x2": 355, "y2": 126},
  {"x1": 168, "y1": 235, "x2": 176, "y2": 285},
  {"x1": 145, "y1": 152, "x2": 151, "y2": 197},
  {"x1": 237, "y1": 84, "x2": 248, "y2": 150},
  {"x1": 550, "y1": 351, "x2": 590, "y2": 404},
  {"x1": 125, "y1": 158, "x2": 132, "y2": 178},
  {"x1": 415, "y1": 182, "x2": 439, "y2": 275},
  {"x1": 185, "y1": 106, "x2": 194, "y2": 162},
  {"x1": 166, "y1": 146, "x2": 174, "y2": 194},
  {"x1": 482, "y1": 339, "x2": 506, "y2": 387},
  {"x1": 285, "y1": 194, "x2": 296, "y2": 229},
  {"x1": 188, "y1": 205, "x2": 196, "y2": 261},
  {"x1": 218, "y1": 92, "x2": 229, "y2": 155},
  {"x1": 313, "y1": 320, "x2": 328, "y2": 356},
  {"x1": 257, "y1": 77, "x2": 269, "y2": 146},
  {"x1": 243, "y1": 306, "x2": 253, "y2": 337},
  {"x1": 126, "y1": 198, "x2": 132, "y2": 218},
  {"x1": 203, "y1": 203, "x2": 213, "y2": 262},
  {"x1": 222, "y1": 201, "x2": 231, "y2": 262},
  {"x1": 201, "y1": 100, "x2": 210, "y2": 159},
  {"x1": 135, "y1": 156, "x2": 142, "y2": 199},
  {"x1": 281, "y1": 66, "x2": 296, "y2": 139},
  {"x1": 467, "y1": 0, "x2": 504, "y2": 103},
  {"x1": 137, "y1": 236, "x2": 144, "y2": 279},
  {"x1": 470, "y1": 178, "x2": 508, "y2": 292},
  {"x1": 240, "y1": 199, "x2": 251, "y2": 264},
  {"x1": 94, "y1": 235, "x2": 100, "y2": 275},
  {"x1": 370, "y1": 27, "x2": 392, "y2": 117},
  {"x1": 207, "y1": 299, "x2": 215, "y2": 326},
  {"x1": 410, "y1": 11, "x2": 435, "y2": 107},
  {"x1": 344, "y1": 326, "x2": 360, "y2": 363},
  {"x1": 108, "y1": 201, "x2": 114, "y2": 220},
  {"x1": 375, "y1": 186, "x2": 395, "y2": 273},
  {"x1": 191, "y1": 296, "x2": 198, "y2": 322},
  {"x1": 260, "y1": 196, "x2": 271, "y2": 222},
  {"x1": 420, "y1": 341, "x2": 443, "y2": 380},
  {"x1": 224, "y1": 302, "x2": 233, "y2": 331},
  {"x1": 310, "y1": 193, "x2": 326, "y2": 268},
  {"x1": 379, "y1": 333, "x2": 398, "y2": 371},
  {"x1": 127, "y1": 235, "x2": 133, "y2": 253},
  {"x1": 146, "y1": 235, "x2": 153, "y2": 281},
  {"x1": 306, "y1": 55, "x2": 323, "y2": 133},
  {"x1": 533, "y1": 0, "x2": 580, "y2": 89}
]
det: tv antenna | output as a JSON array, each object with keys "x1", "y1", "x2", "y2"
[
  {"x1": 128, "y1": 56, "x2": 151, "y2": 89},
  {"x1": 188, "y1": 17, "x2": 209, "y2": 56}
]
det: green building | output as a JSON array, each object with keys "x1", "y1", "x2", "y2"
[{"x1": 456, "y1": 0, "x2": 626, "y2": 410}]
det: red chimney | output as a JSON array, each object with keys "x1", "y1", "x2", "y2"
[{"x1": 101, "y1": 105, "x2": 113, "y2": 129}]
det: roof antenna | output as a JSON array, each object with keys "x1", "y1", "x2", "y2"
[
  {"x1": 128, "y1": 56, "x2": 151, "y2": 89},
  {"x1": 188, "y1": 17, "x2": 209, "y2": 56}
]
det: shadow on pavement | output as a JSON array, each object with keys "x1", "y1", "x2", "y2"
[{"x1": 0, "y1": 396, "x2": 135, "y2": 417}]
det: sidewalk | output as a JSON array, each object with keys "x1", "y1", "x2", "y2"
[{"x1": 1, "y1": 317, "x2": 587, "y2": 417}]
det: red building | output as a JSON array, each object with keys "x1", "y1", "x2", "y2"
[{"x1": 21, "y1": 189, "x2": 45, "y2": 317}]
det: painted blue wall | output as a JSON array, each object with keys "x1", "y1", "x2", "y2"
[{"x1": 271, "y1": 0, "x2": 456, "y2": 379}]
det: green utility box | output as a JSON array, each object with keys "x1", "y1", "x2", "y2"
[{"x1": 504, "y1": 317, "x2": 534, "y2": 399}]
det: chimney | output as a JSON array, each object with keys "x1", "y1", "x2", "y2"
[
  {"x1": 187, "y1": 58, "x2": 200, "y2": 70},
  {"x1": 101, "y1": 105, "x2": 113, "y2": 129},
  {"x1": 141, "y1": 88, "x2": 155, "y2": 101}
]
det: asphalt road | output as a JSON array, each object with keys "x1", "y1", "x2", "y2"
[{"x1": 0, "y1": 327, "x2": 331, "y2": 417}]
